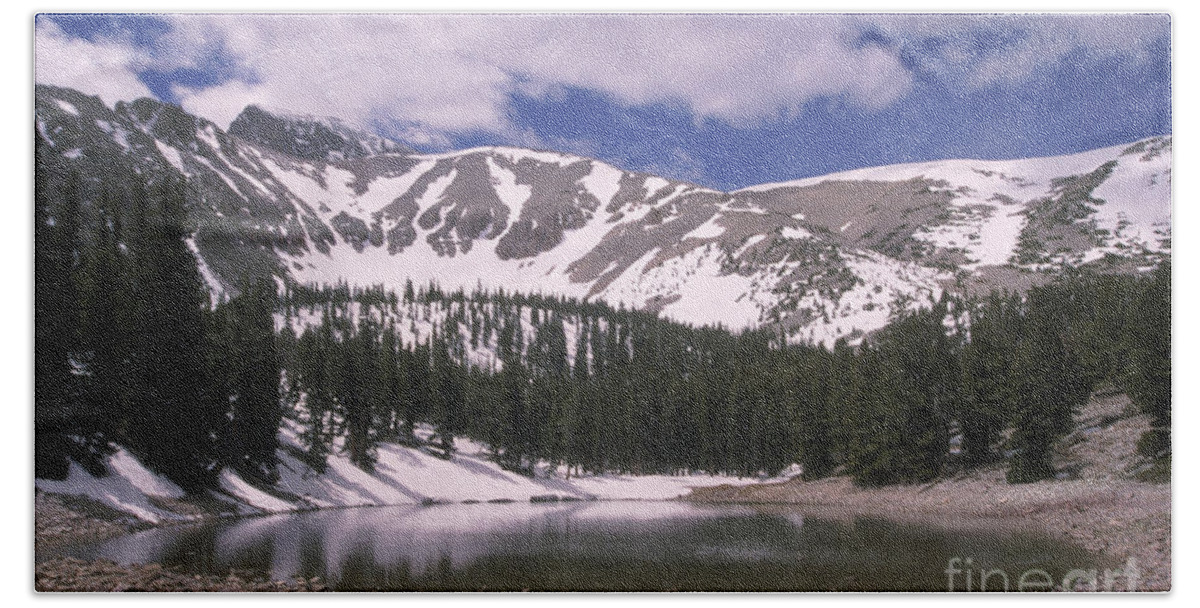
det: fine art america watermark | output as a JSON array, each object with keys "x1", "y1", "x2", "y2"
[{"x1": 945, "y1": 557, "x2": 1139, "y2": 592}]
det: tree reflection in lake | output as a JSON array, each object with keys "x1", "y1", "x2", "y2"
[{"x1": 48, "y1": 501, "x2": 1103, "y2": 591}]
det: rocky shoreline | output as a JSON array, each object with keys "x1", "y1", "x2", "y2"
[
  {"x1": 35, "y1": 557, "x2": 327, "y2": 592},
  {"x1": 34, "y1": 491, "x2": 326, "y2": 592},
  {"x1": 687, "y1": 393, "x2": 1171, "y2": 591},
  {"x1": 689, "y1": 471, "x2": 1169, "y2": 591}
]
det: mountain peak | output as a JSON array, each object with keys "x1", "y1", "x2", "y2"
[
  {"x1": 228, "y1": 104, "x2": 412, "y2": 163},
  {"x1": 36, "y1": 84, "x2": 1171, "y2": 347}
]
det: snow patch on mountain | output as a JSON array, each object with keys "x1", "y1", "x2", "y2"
[
  {"x1": 486, "y1": 156, "x2": 533, "y2": 216},
  {"x1": 155, "y1": 139, "x2": 186, "y2": 171},
  {"x1": 780, "y1": 226, "x2": 811, "y2": 240},
  {"x1": 643, "y1": 176, "x2": 670, "y2": 197},
  {"x1": 1090, "y1": 146, "x2": 1172, "y2": 248},
  {"x1": 416, "y1": 170, "x2": 456, "y2": 214},
  {"x1": 656, "y1": 247, "x2": 762, "y2": 330},
  {"x1": 912, "y1": 186, "x2": 1026, "y2": 269},
  {"x1": 187, "y1": 238, "x2": 225, "y2": 298},
  {"x1": 352, "y1": 168, "x2": 427, "y2": 214},
  {"x1": 498, "y1": 146, "x2": 581, "y2": 166},
  {"x1": 686, "y1": 216, "x2": 726, "y2": 240},
  {"x1": 55, "y1": 98, "x2": 79, "y2": 116},
  {"x1": 260, "y1": 157, "x2": 334, "y2": 208},
  {"x1": 192, "y1": 154, "x2": 247, "y2": 196},
  {"x1": 284, "y1": 230, "x2": 589, "y2": 307},
  {"x1": 580, "y1": 161, "x2": 624, "y2": 208},
  {"x1": 793, "y1": 252, "x2": 947, "y2": 348}
]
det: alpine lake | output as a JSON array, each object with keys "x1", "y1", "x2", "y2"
[{"x1": 39, "y1": 498, "x2": 1119, "y2": 592}]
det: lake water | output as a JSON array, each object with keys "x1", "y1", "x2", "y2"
[{"x1": 45, "y1": 501, "x2": 1103, "y2": 591}]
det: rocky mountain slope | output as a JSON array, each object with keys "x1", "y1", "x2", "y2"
[{"x1": 35, "y1": 84, "x2": 1171, "y2": 345}]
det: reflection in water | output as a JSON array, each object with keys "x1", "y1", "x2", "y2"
[{"x1": 49, "y1": 502, "x2": 1100, "y2": 591}]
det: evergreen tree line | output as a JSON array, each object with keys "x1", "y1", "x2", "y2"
[
  {"x1": 276, "y1": 263, "x2": 1170, "y2": 486},
  {"x1": 277, "y1": 283, "x2": 802, "y2": 477},
  {"x1": 779, "y1": 265, "x2": 1170, "y2": 485},
  {"x1": 35, "y1": 133, "x2": 283, "y2": 492}
]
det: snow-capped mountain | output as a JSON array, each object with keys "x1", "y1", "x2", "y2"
[{"x1": 35, "y1": 84, "x2": 1171, "y2": 346}]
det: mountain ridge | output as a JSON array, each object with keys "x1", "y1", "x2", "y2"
[
  {"x1": 35, "y1": 84, "x2": 1171, "y2": 345},
  {"x1": 228, "y1": 103, "x2": 414, "y2": 162}
]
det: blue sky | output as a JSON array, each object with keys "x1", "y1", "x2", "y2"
[{"x1": 36, "y1": 13, "x2": 1170, "y2": 191}]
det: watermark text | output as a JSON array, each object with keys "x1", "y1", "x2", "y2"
[{"x1": 945, "y1": 557, "x2": 1138, "y2": 592}]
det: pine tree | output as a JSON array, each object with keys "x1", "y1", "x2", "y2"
[
  {"x1": 34, "y1": 136, "x2": 83, "y2": 479},
  {"x1": 842, "y1": 304, "x2": 956, "y2": 486},
  {"x1": 128, "y1": 176, "x2": 222, "y2": 492},
  {"x1": 430, "y1": 318, "x2": 466, "y2": 458},
  {"x1": 528, "y1": 312, "x2": 569, "y2": 465},
  {"x1": 958, "y1": 292, "x2": 1020, "y2": 467},
  {"x1": 494, "y1": 312, "x2": 530, "y2": 471},
  {"x1": 343, "y1": 312, "x2": 380, "y2": 471},
  {"x1": 379, "y1": 320, "x2": 403, "y2": 439},
  {"x1": 792, "y1": 347, "x2": 836, "y2": 480},
  {"x1": 277, "y1": 320, "x2": 301, "y2": 423},
  {"x1": 295, "y1": 316, "x2": 335, "y2": 471},
  {"x1": 1007, "y1": 286, "x2": 1092, "y2": 483},
  {"x1": 220, "y1": 278, "x2": 282, "y2": 483},
  {"x1": 78, "y1": 191, "x2": 137, "y2": 454},
  {"x1": 1127, "y1": 263, "x2": 1171, "y2": 459}
]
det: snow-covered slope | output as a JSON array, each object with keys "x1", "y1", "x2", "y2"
[
  {"x1": 36, "y1": 84, "x2": 1171, "y2": 346},
  {"x1": 37, "y1": 419, "x2": 770, "y2": 523},
  {"x1": 740, "y1": 138, "x2": 1171, "y2": 273}
]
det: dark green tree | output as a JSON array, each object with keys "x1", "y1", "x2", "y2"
[
  {"x1": 1126, "y1": 263, "x2": 1171, "y2": 459},
  {"x1": 958, "y1": 292, "x2": 1021, "y2": 467},
  {"x1": 128, "y1": 176, "x2": 222, "y2": 492},
  {"x1": 34, "y1": 138, "x2": 84, "y2": 479},
  {"x1": 218, "y1": 278, "x2": 282, "y2": 482},
  {"x1": 1006, "y1": 286, "x2": 1092, "y2": 483}
]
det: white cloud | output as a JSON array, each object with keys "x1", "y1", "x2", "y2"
[
  {"x1": 34, "y1": 19, "x2": 154, "y2": 107},
  {"x1": 164, "y1": 15, "x2": 518, "y2": 135},
  {"x1": 860, "y1": 14, "x2": 1169, "y2": 89},
  {"x1": 36, "y1": 14, "x2": 915, "y2": 137},
  {"x1": 33, "y1": 13, "x2": 1168, "y2": 143},
  {"x1": 468, "y1": 14, "x2": 914, "y2": 125},
  {"x1": 171, "y1": 80, "x2": 265, "y2": 130}
]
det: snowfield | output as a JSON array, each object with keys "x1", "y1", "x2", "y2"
[
  {"x1": 37, "y1": 422, "x2": 784, "y2": 523},
  {"x1": 36, "y1": 450, "x2": 189, "y2": 524}
]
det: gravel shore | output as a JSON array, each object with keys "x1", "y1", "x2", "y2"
[
  {"x1": 34, "y1": 491, "x2": 327, "y2": 592},
  {"x1": 688, "y1": 392, "x2": 1171, "y2": 591},
  {"x1": 35, "y1": 557, "x2": 326, "y2": 592}
]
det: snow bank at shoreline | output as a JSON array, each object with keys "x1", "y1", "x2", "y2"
[
  {"x1": 35, "y1": 449, "x2": 191, "y2": 524},
  {"x1": 37, "y1": 423, "x2": 786, "y2": 521}
]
